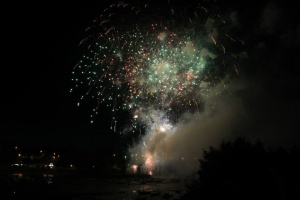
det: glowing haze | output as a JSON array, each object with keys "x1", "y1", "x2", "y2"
[{"x1": 71, "y1": 1, "x2": 245, "y2": 178}]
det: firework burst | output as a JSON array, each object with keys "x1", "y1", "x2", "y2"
[{"x1": 71, "y1": 1, "x2": 243, "y2": 143}]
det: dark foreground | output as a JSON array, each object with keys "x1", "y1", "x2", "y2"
[{"x1": 0, "y1": 170, "x2": 186, "y2": 200}]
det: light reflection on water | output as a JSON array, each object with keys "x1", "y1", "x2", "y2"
[
  {"x1": 8, "y1": 173, "x2": 188, "y2": 199},
  {"x1": 78, "y1": 177, "x2": 185, "y2": 199}
]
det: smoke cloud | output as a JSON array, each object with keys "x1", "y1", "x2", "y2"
[{"x1": 128, "y1": 0, "x2": 300, "y2": 179}]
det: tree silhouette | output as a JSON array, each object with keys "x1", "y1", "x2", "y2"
[{"x1": 181, "y1": 137, "x2": 300, "y2": 200}]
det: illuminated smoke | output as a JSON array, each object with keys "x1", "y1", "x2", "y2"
[{"x1": 72, "y1": 1, "x2": 246, "y2": 178}]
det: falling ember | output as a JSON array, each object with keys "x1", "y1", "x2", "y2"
[
  {"x1": 145, "y1": 152, "x2": 153, "y2": 169},
  {"x1": 132, "y1": 165, "x2": 138, "y2": 174}
]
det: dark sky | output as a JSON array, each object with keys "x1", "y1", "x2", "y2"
[
  {"x1": 1, "y1": 2, "x2": 115, "y2": 149},
  {"x1": 1, "y1": 0, "x2": 300, "y2": 151}
]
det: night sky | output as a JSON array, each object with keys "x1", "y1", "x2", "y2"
[
  {"x1": 1, "y1": 0, "x2": 300, "y2": 152},
  {"x1": 1, "y1": 2, "x2": 116, "y2": 149}
]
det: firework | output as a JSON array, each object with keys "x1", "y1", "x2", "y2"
[
  {"x1": 71, "y1": 1, "x2": 243, "y2": 175},
  {"x1": 72, "y1": 1, "x2": 241, "y2": 125}
]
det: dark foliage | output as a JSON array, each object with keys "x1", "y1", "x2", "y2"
[{"x1": 181, "y1": 137, "x2": 300, "y2": 200}]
